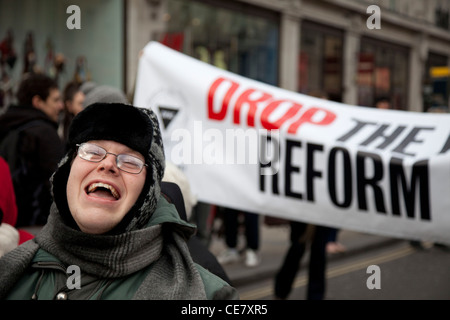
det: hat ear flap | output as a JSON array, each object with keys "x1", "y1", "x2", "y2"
[{"x1": 50, "y1": 150, "x2": 79, "y2": 229}]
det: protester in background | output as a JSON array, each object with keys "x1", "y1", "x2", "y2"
[
  {"x1": 274, "y1": 222, "x2": 331, "y2": 300},
  {"x1": 59, "y1": 81, "x2": 128, "y2": 146},
  {"x1": 58, "y1": 81, "x2": 85, "y2": 143},
  {"x1": 80, "y1": 81, "x2": 129, "y2": 108},
  {"x1": 409, "y1": 105, "x2": 449, "y2": 250},
  {"x1": 0, "y1": 103, "x2": 238, "y2": 300},
  {"x1": 162, "y1": 161, "x2": 232, "y2": 284},
  {"x1": 326, "y1": 227, "x2": 346, "y2": 254},
  {"x1": 0, "y1": 156, "x2": 19, "y2": 257},
  {"x1": 162, "y1": 161, "x2": 197, "y2": 221},
  {"x1": 272, "y1": 89, "x2": 333, "y2": 300},
  {"x1": 0, "y1": 156, "x2": 17, "y2": 226},
  {"x1": 0, "y1": 209, "x2": 18, "y2": 258},
  {"x1": 307, "y1": 90, "x2": 346, "y2": 256},
  {"x1": 0, "y1": 156, "x2": 35, "y2": 247},
  {"x1": 217, "y1": 207, "x2": 261, "y2": 268},
  {"x1": 0, "y1": 73, "x2": 64, "y2": 227},
  {"x1": 374, "y1": 96, "x2": 392, "y2": 109},
  {"x1": 426, "y1": 105, "x2": 448, "y2": 113}
]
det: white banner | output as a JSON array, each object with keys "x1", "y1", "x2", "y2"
[{"x1": 134, "y1": 41, "x2": 450, "y2": 245}]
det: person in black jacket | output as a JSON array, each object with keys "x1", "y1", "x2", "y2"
[{"x1": 0, "y1": 73, "x2": 64, "y2": 227}]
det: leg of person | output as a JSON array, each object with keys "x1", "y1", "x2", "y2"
[
  {"x1": 274, "y1": 221, "x2": 308, "y2": 299},
  {"x1": 244, "y1": 212, "x2": 260, "y2": 267},
  {"x1": 307, "y1": 226, "x2": 329, "y2": 300},
  {"x1": 217, "y1": 207, "x2": 240, "y2": 264},
  {"x1": 326, "y1": 227, "x2": 346, "y2": 254}
]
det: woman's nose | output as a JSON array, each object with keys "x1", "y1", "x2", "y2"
[{"x1": 97, "y1": 153, "x2": 119, "y2": 173}]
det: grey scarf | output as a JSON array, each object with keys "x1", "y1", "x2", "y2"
[{"x1": 0, "y1": 203, "x2": 207, "y2": 299}]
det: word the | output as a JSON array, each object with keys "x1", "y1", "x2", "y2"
[
  {"x1": 66, "y1": 5, "x2": 81, "y2": 29},
  {"x1": 366, "y1": 265, "x2": 381, "y2": 289}
]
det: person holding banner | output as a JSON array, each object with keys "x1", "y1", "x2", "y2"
[
  {"x1": 272, "y1": 88, "x2": 333, "y2": 300},
  {"x1": 274, "y1": 222, "x2": 330, "y2": 300},
  {"x1": 374, "y1": 96, "x2": 392, "y2": 110},
  {"x1": 217, "y1": 207, "x2": 261, "y2": 268},
  {"x1": 0, "y1": 103, "x2": 238, "y2": 300}
]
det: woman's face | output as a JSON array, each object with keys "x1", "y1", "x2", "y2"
[
  {"x1": 67, "y1": 91, "x2": 85, "y2": 115},
  {"x1": 66, "y1": 140, "x2": 147, "y2": 234}
]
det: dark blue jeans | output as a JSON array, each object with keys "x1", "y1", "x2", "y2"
[
  {"x1": 223, "y1": 208, "x2": 259, "y2": 251},
  {"x1": 274, "y1": 222, "x2": 329, "y2": 300}
]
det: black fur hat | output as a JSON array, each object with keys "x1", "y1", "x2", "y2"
[
  {"x1": 51, "y1": 103, "x2": 166, "y2": 233},
  {"x1": 68, "y1": 103, "x2": 152, "y2": 162}
]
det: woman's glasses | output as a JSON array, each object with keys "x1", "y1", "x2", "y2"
[{"x1": 76, "y1": 142, "x2": 147, "y2": 174}]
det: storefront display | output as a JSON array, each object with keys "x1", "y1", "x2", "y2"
[{"x1": 158, "y1": 0, "x2": 280, "y2": 86}]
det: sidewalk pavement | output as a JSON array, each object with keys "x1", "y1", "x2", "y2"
[{"x1": 208, "y1": 224, "x2": 402, "y2": 287}]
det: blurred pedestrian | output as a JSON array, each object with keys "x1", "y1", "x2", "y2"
[
  {"x1": 162, "y1": 161, "x2": 231, "y2": 284},
  {"x1": 0, "y1": 156, "x2": 19, "y2": 257},
  {"x1": 0, "y1": 209, "x2": 18, "y2": 258},
  {"x1": 274, "y1": 222, "x2": 330, "y2": 300},
  {"x1": 80, "y1": 81, "x2": 129, "y2": 108},
  {"x1": 0, "y1": 156, "x2": 34, "y2": 246},
  {"x1": 59, "y1": 80, "x2": 128, "y2": 146},
  {"x1": 0, "y1": 102, "x2": 238, "y2": 300},
  {"x1": 22, "y1": 32, "x2": 38, "y2": 75},
  {"x1": 0, "y1": 73, "x2": 64, "y2": 227},
  {"x1": 307, "y1": 90, "x2": 346, "y2": 256},
  {"x1": 58, "y1": 80, "x2": 85, "y2": 143},
  {"x1": 0, "y1": 156, "x2": 17, "y2": 226},
  {"x1": 374, "y1": 96, "x2": 392, "y2": 109},
  {"x1": 409, "y1": 105, "x2": 449, "y2": 250},
  {"x1": 326, "y1": 228, "x2": 346, "y2": 254},
  {"x1": 162, "y1": 161, "x2": 197, "y2": 221},
  {"x1": 217, "y1": 207, "x2": 261, "y2": 268}
]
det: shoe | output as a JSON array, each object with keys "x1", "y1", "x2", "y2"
[
  {"x1": 326, "y1": 242, "x2": 346, "y2": 254},
  {"x1": 434, "y1": 243, "x2": 449, "y2": 251},
  {"x1": 409, "y1": 240, "x2": 424, "y2": 250},
  {"x1": 217, "y1": 248, "x2": 240, "y2": 265},
  {"x1": 245, "y1": 249, "x2": 260, "y2": 267}
]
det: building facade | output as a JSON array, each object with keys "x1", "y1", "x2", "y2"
[
  {"x1": 1, "y1": 0, "x2": 449, "y2": 112},
  {"x1": 0, "y1": 0, "x2": 124, "y2": 91},
  {"x1": 126, "y1": 0, "x2": 450, "y2": 112}
]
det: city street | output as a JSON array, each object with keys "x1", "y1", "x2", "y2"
[
  {"x1": 236, "y1": 241, "x2": 450, "y2": 300},
  {"x1": 210, "y1": 224, "x2": 450, "y2": 301}
]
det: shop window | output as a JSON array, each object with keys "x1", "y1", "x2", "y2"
[
  {"x1": 357, "y1": 37, "x2": 409, "y2": 110},
  {"x1": 157, "y1": 0, "x2": 280, "y2": 86},
  {"x1": 435, "y1": 5, "x2": 450, "y2": 30},
  {"x1": 299, "y1": 21, "x2": 343, "y2": 102},
  {"x1": 424, "y1": 52, "x2": 449, "y2": 112}
]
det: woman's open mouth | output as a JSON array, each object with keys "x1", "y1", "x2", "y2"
[{"x1": 86, "y1": 182, "x2": 120, "y2": 200}]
